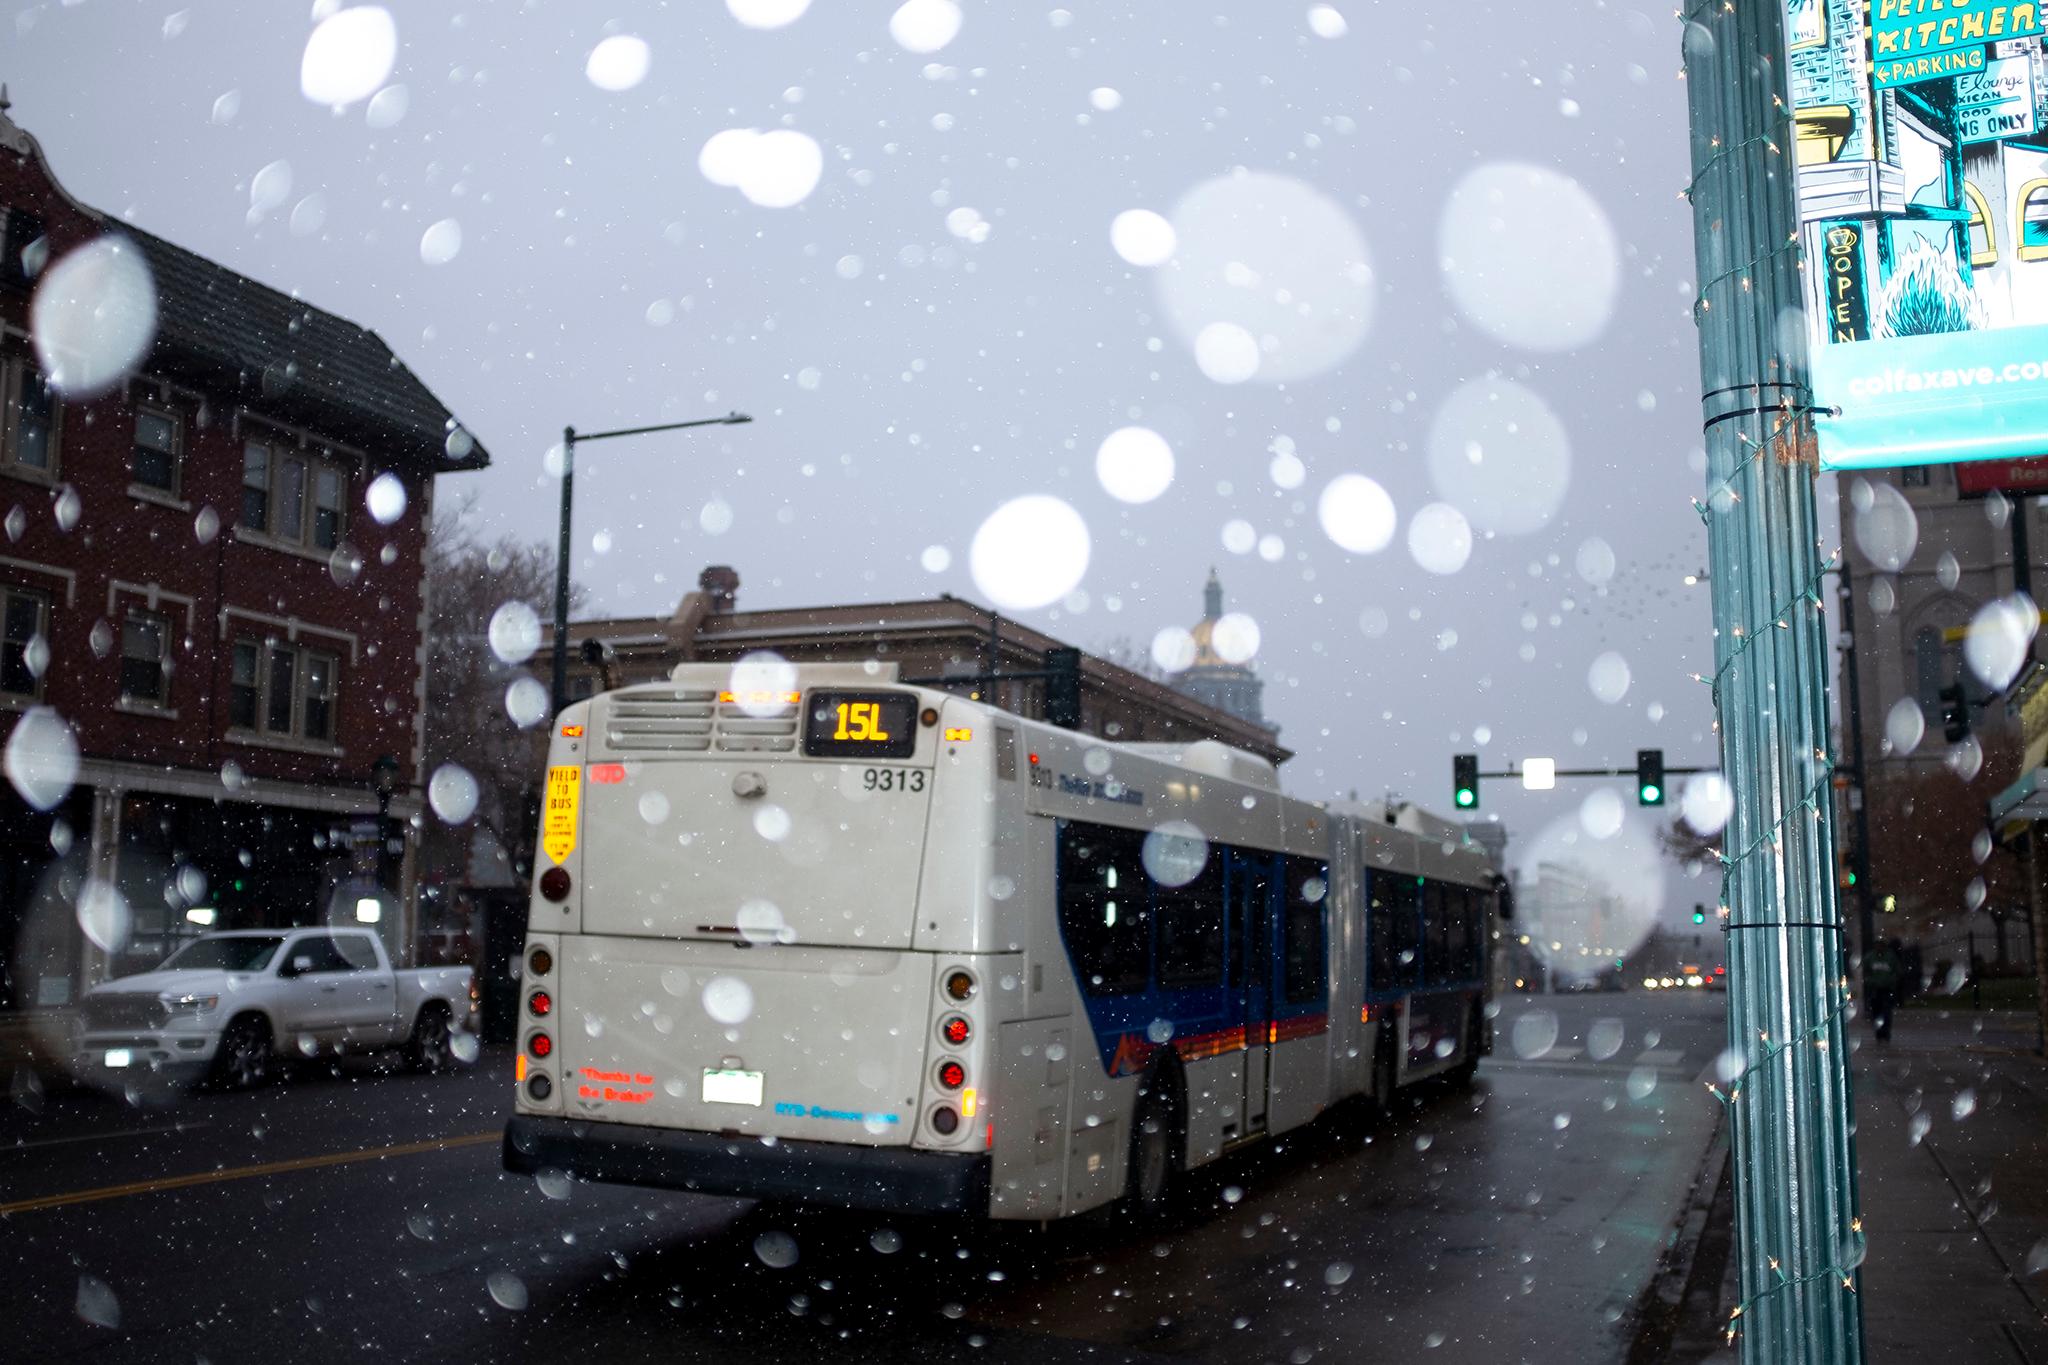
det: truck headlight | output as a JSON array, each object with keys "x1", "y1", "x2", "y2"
[{"x1": 166, "y1": 993, "x2": 220, "y2": 1015}]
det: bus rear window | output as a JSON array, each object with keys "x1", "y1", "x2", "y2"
[{"x1": 802, "y1": 690, "x2": 918, "y2": 759}]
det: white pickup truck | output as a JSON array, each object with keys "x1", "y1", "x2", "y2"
[{"x1": 73, "y1": 928, "x2": 476, "y2": 1089}]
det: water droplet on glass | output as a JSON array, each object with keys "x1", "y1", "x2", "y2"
[
  {"x1": 1579, "y1": 790, "x2": 1624, "y2": 840},
  {"x1": 638, "y1": 791, "x2": 671, "y2": 825},
  {"x1": 428, "y1": 764, "x2": 479, "y2": 824},
  {"x1": 870, "y1": 1228, "x2": 903, "y2": 1254},
  {"x1": 486, "y1": 1271, "x2": 528, "y2": 1310},
  {"x1": 1318, "y1": 474, "x2": 1396, "y2": 554},
  {"x1": 419, "y1": 218, "x2": 463, "y2": 266},
  {"x1": 6, "y1": 707, "x2": 79, "y2": 811},
  {"x1": 1965, "y1": 595, "x2": 2037, "y2": 692},
  {"x1": 1408, "y1": 502, "x2": 1473, "y2": 575},
  {"x1": 1909, "y1": 1111, "x2": 1933, "y2": 1146},
  {"x1": 1626, "y1": 1067, "x2": 1658, "y2": 1101},
  {"x1": 1095, "y1": 427, "x2": 1175, "y2": 504},
  {"x1": 76, "y1": 1275, "x2": 119, "y2": 1330},
  {"x1": 1952, "y1": 1089, "x2": 1977, "y2": 1121},
  {"x1": 32, "y1": 237, "x2": 157, "y2": 397},
  {"x1": 1307, "y1": 5, "x2": 1348, "y2": 38},
  {"x1": 1973, "y1": 829, "x2": 1995, "y2": 864},
  {"x1": 970, "y1": 495, "x2": 1089, "y2": 611},
  {"x1": 1147, "y1": 1018, "x2": 1175, "y2": 1045},
  {"x1": 1142, "y1": 822, "x2": 1209, "y2": 888},
  {"x1": 1439, "y1": 163, "x2": 1618, "y2": 351},
  {"x1": 1323, "y1": 1261, "x2": 1354, "y2": 1286},
  {"x1": 1885, "y1": 697, "x2": 1925, "y2": 756},
  {"x1": 1588, "y1": 1018, "x2": 1625, "y2": 1062},
  {"x1": 506, "y1": 676, "x2": 548, "y2": 728},
  {"x1": 194, "y1": 505, "x2": 220, "y2": 544},
  {"x1": 301, "y1": 5, "x2": 397, "y2": 106},
  {"x1": 1110, "y1": 209, "x2": 1177, "y2": 267},
  {"x1": 1212, "y1": 613, "x2": 1261, "y2": 663},
  {"x1": 1194, "y1": 321, "x2": 1261, "y2": 384},
  {"x1": 1426, "y1": 376, "x2": 1571, "y2": 535},
  {"x1": 489, "y1": 601, "x2": 542, "y2": 665},
  {"x1": 366, "y1": 83, "x2": 409, "y2": 128},
  {"x1": 535, "y1": 1167, "x2": 572, "y2": 1200},
  {"x1": 1510, "y1": 1010, "x2": 1559, "y2": 1060},
  {"x1": 1937, "y1": 550, "x2": 1961, "y2": 590},
  {"x1": 703, "y1": 976, "x2": 755, "y2": 1025},
  {"x1": 1851, "y1": 480, "x2": 1918, "y2": 571},
  {"x1": 585, "y1": 34, "x2": 651, "y2": 92},
  {"x1": 737, "y1": 899, "x2": 789, "y2": 945},
  {"x1": 753, "y1": 1230, "x2": 800, "y2": 1268},
  {"x1": 1586, "y1": 651, "x2": 1631, "y2": 704}
]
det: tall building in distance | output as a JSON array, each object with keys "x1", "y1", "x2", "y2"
[{"x1": 1173, "y1": 569, "x2": 1275, "y2": 735}]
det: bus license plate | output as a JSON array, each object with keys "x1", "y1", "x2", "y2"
[
  {"x1": 702, "y1": 1069, "x2": 764, "y2": 1106},
  {"x1": 104, "y1": 1048, "x2": 133, "y2": 1068}
]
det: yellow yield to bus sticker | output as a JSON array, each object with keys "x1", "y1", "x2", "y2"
[{"x1": 543, "y1": 765, "x2": 581, "y2": 865}]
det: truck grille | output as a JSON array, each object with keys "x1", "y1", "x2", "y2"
[
  {"x1": 605, "y1": 689, "x2": 800, "y2": 754},
  {"x1": 82, "y1": 995, "x2": 169, "y2": 1031}
]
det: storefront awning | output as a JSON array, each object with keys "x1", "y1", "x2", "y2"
[{"x1": 1991, "y1": 766, "x2": 2048, "y2": 832}]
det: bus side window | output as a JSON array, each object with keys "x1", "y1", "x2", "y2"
[
  {"x1": 1371, "y1": 874, "x2": 1421, "y2": 990},
  {"x1": 1155, "y1": 852, "x2": 1225, "y2": 990},
  {"x1": 1057, "y1": 821, "x2": 1150, "y2": 996},
  {"x1": 1366, "y1": 873, "x2": 1396, "y2": 991},
  {"x1": 1446, "y1": 887, "x2": 1473, "y2": 982},
  {"x1": 1281, "y1": 858, "x2": 1327, "y2": 1004},
  {"x1": 1424, "y1": 881, "x2": 1453, "y2": 985}
]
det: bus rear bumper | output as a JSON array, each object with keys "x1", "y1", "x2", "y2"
[{"x1": 502, "y1": 1115, "x2": 992, "y2": 1215}]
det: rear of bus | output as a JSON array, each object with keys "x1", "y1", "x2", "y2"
[{"x1": 502, "y1": 663, "x2": 1000, "y2": 1213}]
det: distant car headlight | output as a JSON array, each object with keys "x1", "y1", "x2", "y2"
[{"x1": 165, "y1": 993, "x2": 220, "y2": 1015}]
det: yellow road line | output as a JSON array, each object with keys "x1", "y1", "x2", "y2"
[{"x1": 0, "y1": 1130, "x2": 500, "y2": 1216}]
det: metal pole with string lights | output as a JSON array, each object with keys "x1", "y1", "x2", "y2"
[
  {"x1": 1681, "y1": 2, "x2": 1864, "y2": 1361},
  {"x1": 550, "y1": 412, "x2": 752, "y2": 716}
]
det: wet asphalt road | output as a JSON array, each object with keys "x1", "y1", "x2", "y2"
[{"x1": 3, "y1": 990, "x2": 1726, "y2": 1365}]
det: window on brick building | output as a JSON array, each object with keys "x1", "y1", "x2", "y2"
[
  {"x1": 132, "y1": 408, "x2": 181, "y2": 495},
  {"x1": 2, "y1": 356, "x2": 60, "y2": 478},
  {"x1": 119, "y1": 611, "x2": 171, "y2": 706},
  {"x1": 232, "y1": 637, "x2": 343, "y2": 744},
  {"x1": 1, "y1": 586, "x2": 50, "y2": 698},
  {"x1": 229, "y1": 641, "x2": 260, "y2": 729},
  {"x1": 241, "y1": 440, "x2": 348, "y2": 550}
]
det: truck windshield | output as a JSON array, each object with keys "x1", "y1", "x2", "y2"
[{"x1": 158, "y1": 937, "x2": 286, "y2": 973}]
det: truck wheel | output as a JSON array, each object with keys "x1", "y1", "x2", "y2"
[
  {"x1": 405, "y1": 1004, "x2": 454, "y2": 1073},
  {"x1": 212, "y1": 1015, "x2": 273, "y2": 1091},
  {"x1": 1123, "y1": 1070, "x2": 1182, "y2": 1217}
]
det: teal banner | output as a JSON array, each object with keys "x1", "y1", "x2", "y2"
[
  {"x1": 1814, "y1": 323, "x2": 2048, "y2": 468},
  {"x1": 1871, "y1": 0, "x2": 2042, "y2": 89}
]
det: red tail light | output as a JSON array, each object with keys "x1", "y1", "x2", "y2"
[
  {"x1": 940, "y1": 1015, "x2": 970, "y2": 1046},
  {"x1": 931, "y1": 1105, "x2": 960, "y2": 1135},
  {"x1": 528, "y1": 990, "x2": 552, "y2": 1017},
  {"x1": 936, "y1": 1060, "x2": 965, "y2": 1090},
  {"x1": 539, "y1": 867, "x2": 571, "y2": 902},
  {"x1": 528, "y1": 1032, "x2": 553, "y2": 1059}
]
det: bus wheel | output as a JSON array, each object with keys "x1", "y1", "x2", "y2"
[{"x1": 1125, "y1": 1078, "x2": 1182, "y2": 1215}]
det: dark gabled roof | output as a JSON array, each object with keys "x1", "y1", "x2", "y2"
[{"x1": 125, "y1": 225, "x2": 487, "y2": 473}]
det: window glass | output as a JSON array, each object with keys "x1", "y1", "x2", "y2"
[
  {"x1": 134, "y1": 410, "x2": 178, "y2": 491},
  {"x1": 313, "y1": 466, "x2": 344, "y2": 550},
  {"x1": 1370, "y1": 874, "x2": 1421, "y2": 990},
  {"x1": 12, "y1": 364, "x2": 56, "y2": 471},
  {"x1": 265, "y1": 646, "x2": 296, "y2": 733},
  {"x1": 241, "y1": 444, "x2": 271, "y2": 529},
  {"x1": 286, "y1": 935, "x2": 353, "y2": 974},
  {"x1": 229, "y1": 641, "x2": 260, "y2": 729},
  {"x1": 1154, "y1": 852, "x2": 1224, "y2": 990},
  {"x1": 1425, "y1": 882, "x2": 1454, "y2": 984},
  {"x1": 303, "y1": 652, "x2": 335, "y2": 741},
  {"x1": 2026, "y1": 182, "x2": 2048, "y2": 249},
  {"x1": 1057, "y1": 821, "x2": 1149, "y2": 996},
  {"x1": 1, "y1": 589, "x2": 46, "y2": 696},
  {"x1": 275, "y1": 456, "x2": 307, "y2": 542},
  {"x1": 1282, "y1": 857, "x2": 1328, "y2": 1004},
  {"x1": 120, "y1": 613, "x2": 167, "y2": 703}
]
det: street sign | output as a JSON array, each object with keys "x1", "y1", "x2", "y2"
[{"x1": 1522, "y1": 757, "x2": 1556, "y2": 791}]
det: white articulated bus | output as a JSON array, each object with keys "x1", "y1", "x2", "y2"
[{"x1": 503, "y1": 663, "x2": 1502, "y2": 1219}]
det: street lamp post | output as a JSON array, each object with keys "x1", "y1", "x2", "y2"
[
  {"x1": 551, "y1": 412, "x2": 753, "y2": 715},
  {"x1": 369, "y1": 753, "x2": 400, "y2": 895}
]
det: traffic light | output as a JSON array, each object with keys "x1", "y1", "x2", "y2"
[
  {"x1": 1838, "y1": 848, "x2": 1857, "y2": 891},
  {"x1": 1043, "y1": 647, "x2": 1082, "y2": 729},
  {"x1": 1692, "y1": 905, "x2": 1706, "y2": 926},
  {"x1": 1453, "y1": 754, "x2": 1479, "y2": 809},
  {"x1": 1938, "y1": 683, "x2": 1969, "y2": 744},
  {"x1": 1636, "y1": 748, "x2": 1666, "y2": 806}
]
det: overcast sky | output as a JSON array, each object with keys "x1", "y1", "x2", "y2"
[{"x1": 12, "y1": 0, "x2": 1743, "y2": 947}]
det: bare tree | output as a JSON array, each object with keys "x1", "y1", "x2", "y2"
[{"x1": 420, "y1": 497, "x2": 583, "y2": 884}]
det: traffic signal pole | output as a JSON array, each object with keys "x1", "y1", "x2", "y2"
[{"x1": 1682, "y1": 2, "x2": 1864, "y2": 1361}]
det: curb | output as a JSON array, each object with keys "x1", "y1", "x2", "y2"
[{"x1": 1624, "y1": 1098, "x2": 1731, "y2": 1364}]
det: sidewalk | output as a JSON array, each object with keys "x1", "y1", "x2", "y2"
[{"x1": 1663, "y1": 1009, "x2": 2048, "y2": 1362}]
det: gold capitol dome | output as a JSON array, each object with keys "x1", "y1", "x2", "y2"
[{"x1": 1176, "y1": 569, "x2": 1273, "y2": 731}]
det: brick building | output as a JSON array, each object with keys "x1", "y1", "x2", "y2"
[
  {"x1": 0, "y1": 106, "x2": 488, "y2": 1018},
  {"x1": 555, "y1": 566, "x2": 1292, "y2": 765}
]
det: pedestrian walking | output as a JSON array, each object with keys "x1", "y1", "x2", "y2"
[{"x1": 1865, "y1": 937, "x2": 1903, "y2": 1042}]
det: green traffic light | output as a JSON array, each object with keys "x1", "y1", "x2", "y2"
[
  {"x1": 1692, "y1": 910, "x2": 1706, "y2": 925},
  {"x1": 1455, "y1": 789, "x2": 1475, "y2": 808},
  {"x1": 1640, "y1": 783, "x2": 1662, "y2": 805}
]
